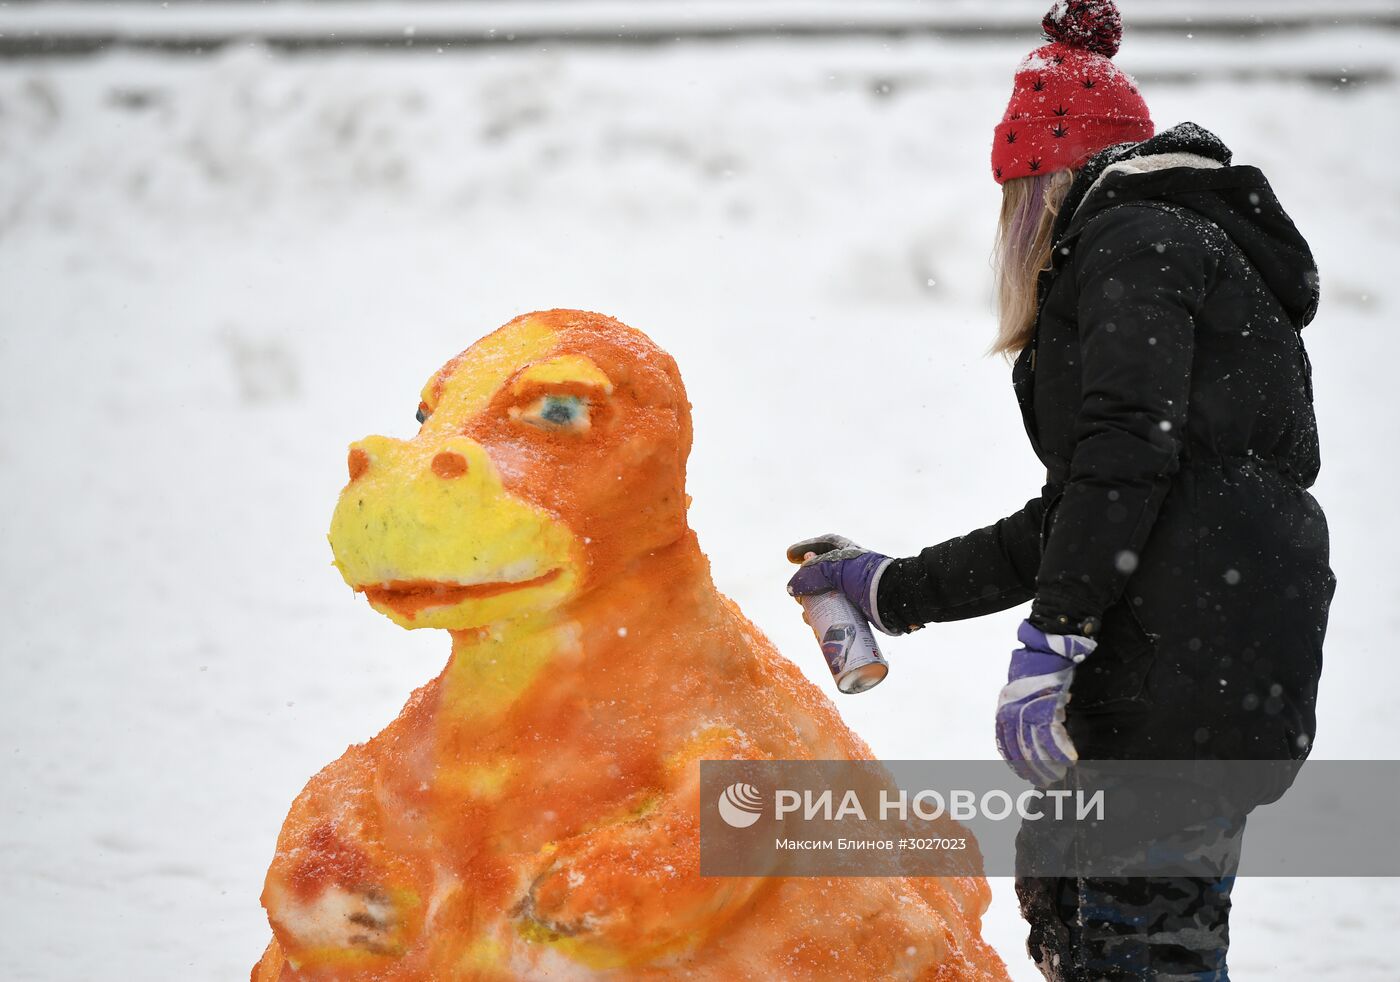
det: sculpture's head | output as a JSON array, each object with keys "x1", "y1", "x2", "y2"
[{"x1": 328, "y1": 310, "x2": 693, "y2": 631}]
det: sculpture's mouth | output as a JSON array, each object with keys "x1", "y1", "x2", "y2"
[{"x1": 360, "y1": 569, "x2": 564, "y2": 619}]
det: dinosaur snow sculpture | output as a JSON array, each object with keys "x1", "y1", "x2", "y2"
[{"x1": 254, "y1": 309, "x2": 1008, "y2": 981}]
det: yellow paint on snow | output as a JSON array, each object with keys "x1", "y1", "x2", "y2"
[
  {"x1": 456, "y1": 935, "x2": 508, "y2": 971},
  {"x1": 442, "y1": 621, "x2": 579, "y2": 720},
  {"x1": 664, "y1": 725, "x2": 743, "y2": 775},
  {"x1": 435, "y1": 758, "x2": 516, "y2": 799},
  {"x1": 510, "y1": 354, "x2": 614, "y2": 395},
  {"x1": 419, "y1": 316, "x2": 558, "y2": 423}
]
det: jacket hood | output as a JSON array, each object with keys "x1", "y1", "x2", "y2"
[{"x1": 1054, "y1": 122, "x2": 1320, "y2": 329}]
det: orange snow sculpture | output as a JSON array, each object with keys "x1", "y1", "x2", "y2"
[{"x1": 255, "y1": 309, "x2": 1007, "y2": 981}]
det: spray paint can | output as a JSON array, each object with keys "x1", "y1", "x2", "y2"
[{"x1": 792, "y1": 549, "x2": 888, "y2": 694}]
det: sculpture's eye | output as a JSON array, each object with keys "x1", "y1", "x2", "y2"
[
  {"x1": 416, "y1": 401, "x2": 432, "y2": 424},
  {"x1": 514, "y1": 393, "x2": 591, "y2": 433}
]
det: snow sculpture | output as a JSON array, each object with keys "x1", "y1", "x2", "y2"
[{"x1": 254, "y1": 310, "x2": 1007, "y2": 980}]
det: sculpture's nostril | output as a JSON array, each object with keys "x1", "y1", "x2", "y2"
[
  {"x1": 348, "y1": 448, "x2": 370, "y2": 482},
  {"x1": 432, "y1": 451, "x2": 469, "y2": 479}
]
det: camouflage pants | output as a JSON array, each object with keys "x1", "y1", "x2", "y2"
[
  {"x1": 1016, "y1": 872, "x2": 1235, "y2": 981},
  {"x1": 1014, "y1": 816, "x2": 1244, "y2": 981}
]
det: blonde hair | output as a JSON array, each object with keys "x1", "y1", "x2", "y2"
[{"x1": 990, "y1": 169, "x2": 1075, "y2": 359}]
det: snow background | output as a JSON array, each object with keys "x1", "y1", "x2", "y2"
[{"x1": 2, "y1": 12, "x2": 1398, "y2": 981}]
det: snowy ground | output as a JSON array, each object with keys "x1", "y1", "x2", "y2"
[{"x1": 2, "y1": 26, "x2": 1398, "y2": 981}]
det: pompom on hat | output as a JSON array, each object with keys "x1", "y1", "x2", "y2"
[{"x1": 991, "y1": 0, "x2": 1154, "y2": 184}]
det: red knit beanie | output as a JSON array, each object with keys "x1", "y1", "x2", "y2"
[{"x1": 991, "y1": 0, "x2": 1154, "y2": 184}]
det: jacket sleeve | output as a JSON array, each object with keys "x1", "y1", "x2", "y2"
[
  {"x1": 875, "y1": 485, "x2": 1056, "y2": 630},
  {"x1": 1029, "y1": 204, "x2": 1218, "y2": 635}
]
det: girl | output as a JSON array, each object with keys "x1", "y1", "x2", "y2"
[{"x1": 788, "y1": 2, "x2": 1333, "y2": 978}]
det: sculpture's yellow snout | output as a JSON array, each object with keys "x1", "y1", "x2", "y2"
[{"x1": 329, "y1": 431, "x2": 580, "y2": 632}]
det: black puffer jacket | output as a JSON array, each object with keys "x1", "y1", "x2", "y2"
[{"x1": 880, "y1": 123, "x2": 1334, "y2": 762}]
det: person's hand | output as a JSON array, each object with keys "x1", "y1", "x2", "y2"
[
  {"x1": 995, "y1": 619, "x2": 1097, "y2": 785},
  {"x1": 784, "y1": 534, "x2": 904, "y2": 636}
]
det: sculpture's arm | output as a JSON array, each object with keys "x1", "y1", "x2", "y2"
[
  {"x1": 260, "y1": 745, "x2": 431, "y2": 975},
  {"x1": 513, "y1": 727, "x2": 768, "y2": 967}
]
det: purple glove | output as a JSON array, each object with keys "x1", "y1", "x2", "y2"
[
  {"x1": 995, "y1": 619, "x2": 1098, "y2": 785},
  {"x1": 785, "y1": 534, "x2": 902, "y2": 636}
]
